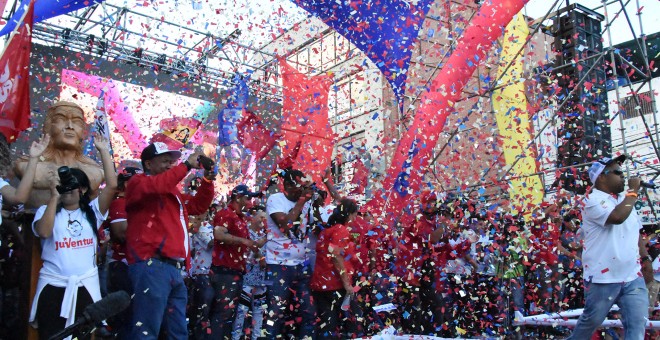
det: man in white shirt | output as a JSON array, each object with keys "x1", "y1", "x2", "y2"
[
  {"x1": 568, "y1": 155, "x2": 649, "y2": 339},
  {"x1": 262, "y1": 169, "x2": 315, "y2": 339}
]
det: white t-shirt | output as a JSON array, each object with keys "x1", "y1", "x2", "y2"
[
  {"x1": 581, "y1": 189, "x2": 642, "y2": 283},
  {"x1": 32, "y1": 198, "x2": 107, "y2": 277},
  {"x1": 319, "y1": 204, "x2": 336, "y2": 224},
  {"x1": 265, "y1": 192, "x2": 312, "y2": 266},
  {"x1": 445, "y1": 230, "x2": 474, "y2": 276},
  {"x1": 0, "y1": 178, "x2": 8, "y2": 226},
  {"x1": 191, "y1": 222, "x2": 214, "y2": 275}
]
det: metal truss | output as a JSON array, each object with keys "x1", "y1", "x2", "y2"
[
  {"x1": 427, "y1": 0, "x2": 659, "y2": 200},
  {"x1": 21, "y1": 1, "x2": 283, "y2": 102}
]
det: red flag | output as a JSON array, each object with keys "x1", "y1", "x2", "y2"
[
  {"x1": 237, "y1": 111, "x2": 279, "y2": 159},
  {"x1": 0, "y1": 0, "x2": 35, "y2": 142},
  {"x1": 279, "y1": 58, "x2": 335, "y2": 184}
]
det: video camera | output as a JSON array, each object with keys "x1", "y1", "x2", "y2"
[
  {"x1": 197, "y1": 155, "x2": 215, "y2": 172},
  {"x1": 56, "y1": 166, "x2": 80, "y2": 194}
]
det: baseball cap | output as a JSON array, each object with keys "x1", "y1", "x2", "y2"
[
  {"x1": 140, "y1": 142, "x2": 182, "y2": 162},
  {"x1": 420, "y1": 190, "x2": 438, "y2": 207},
  {"x1": 587, "y1": 154, "x2": 627, "y2": 184},
  {"x1": 231, "y1": 184, "x2": 262, "y2": 198},
  {"x1": 118, "y1": 166, "x2": 143, "y2": 181}
]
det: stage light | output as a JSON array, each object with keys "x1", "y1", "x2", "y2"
[
  {"x1": 130, "y1": 48, "x2": 143, "y2": 65},
  {"x1": 96, "y1": 39, "x2": 108, "y2": 57},
  {"x1": 87, "y1": 34, "x2": 95, "y2": 53},
  {"x1": 61, "y1": 28, "x2": 72, "y2": 47}
]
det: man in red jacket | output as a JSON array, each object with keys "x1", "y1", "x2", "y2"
[{"x1": 125, "y1": 142, "x2": 215, "y2": 339}]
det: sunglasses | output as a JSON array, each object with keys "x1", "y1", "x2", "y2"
[{"x1": 602, "y1": 169, "x2": 624, "y2": 176}]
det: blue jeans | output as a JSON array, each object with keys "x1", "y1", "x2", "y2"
[
  {"x1": 209, "y1": 268, "x2": 244, "y2": 339},
  {"x1": 263, "y1": 264, "x2": 316, "y2": 339},
  {"x1": 568, "y1": 276, "x2": 648, "y2": 340},
  {"x1": 127, "y1": 259, "x2": 188, "y2": 339}
]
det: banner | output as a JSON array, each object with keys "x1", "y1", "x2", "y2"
[
  {"x1": 0, "y1": 0, "x2": 35, "y2": 142},
  {"x1": 0, "y1": 0, "x2": 102, "y2": 36},
  {"x1": 292, "y1": 0, "x2": 433, "y2": 107},
  {"x1": 279, "y1": 58, "x2": 334, "y2": 184}
]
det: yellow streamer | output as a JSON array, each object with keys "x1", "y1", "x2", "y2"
[{"x1": 493, "y1": 13, "x2": 543, "y2": 216}]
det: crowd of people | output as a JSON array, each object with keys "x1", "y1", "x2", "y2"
[{"x1": 1, "y1": 100, "x2": 660, "y2": 340}]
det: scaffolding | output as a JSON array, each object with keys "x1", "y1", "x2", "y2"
[
  {"x1": 3, "y1": 0, "x2": 659, "y2": 202},
  {"x1": 5, "y1": 1, "x2": 286, "y2": 102},
  {"x1": 420, "y1": 0, "x2": 660, "y2": 203}
]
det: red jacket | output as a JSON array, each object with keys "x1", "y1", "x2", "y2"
[{"x1": 125, "y1": 163, "x2": 214, "y2": 264}]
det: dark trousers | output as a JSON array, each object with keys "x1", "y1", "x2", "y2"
[
  {"x1": 191, "y1": 274, "x2": 215, "y2": 339},
  {"x1": 107, "y1": 261, "x2": 132, "y2": 339},
  {"x1": 35, "y1": 284, "x2": 94, "y2": 340},
  {"x1": 262, "y1": 264, "x2": 315, "y2": 339},
  {"x1": 209, "y1": 267, "x2": 243, "y2": 340},
  {"x1": 313, "y1": 290, "x2": 345, "y2": 339},
  {"x1": 398, "y1": 279, "x2": 445, "y2": 336}
]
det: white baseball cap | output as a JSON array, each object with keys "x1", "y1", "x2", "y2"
[{"x1": 587, "y1": 154, "x2": 627, "y2": 184}]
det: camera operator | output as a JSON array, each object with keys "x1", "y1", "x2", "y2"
[
  {"x1": 567, "y1": 155, "x2": 649, "y2": 339},
  {"x1": 125, "y1": 142, "x2": 215, "y2": 339},
  {"x1": 262, "y1": 169, "x2": 316, "y2": 339},
  {"x1": 29, "y1": 133, "x2": 117, "y2": 340}
]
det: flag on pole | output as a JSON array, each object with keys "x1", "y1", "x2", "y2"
[
  {"x1": 84, "y1": 92, "x2": 115, "y2": 160},
  {"x1": 237, "y1": 111, "x2": 279, "y2": 159},
  {"x1": 0, "y1": 0, "x2": 35, "y2": 142}
]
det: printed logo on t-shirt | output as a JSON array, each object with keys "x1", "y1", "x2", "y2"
[
  {"x1": 54, "y1": 237, "x2": 95, "y2": 251},
  {"x1": 67, "y1": 220, "x2": 83, "y2": 237}
]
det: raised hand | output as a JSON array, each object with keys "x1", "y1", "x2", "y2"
[
  {"x1": 186, "y1": 150, "x2": 205, "y2": 169},
  {"x1": 29, "y1": 135, "x2": 50, "y2": 158},
  {"x1": 93, "y1": 132, "x2": 111, "y2": 153},
  {"x1": 47, "y1": 168, "x2": 60, "y2": 197}
]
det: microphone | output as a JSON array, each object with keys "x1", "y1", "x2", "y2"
[
  {"x1": 48, "y1": 290, "x2": 130, "y2": 340},
  {"x1": 641, "y1": 181, "x2": 657, "y2": 189}
]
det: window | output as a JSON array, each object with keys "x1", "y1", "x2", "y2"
[{"x1": 620, "y1": 91, "x2": 655, "y2": 119}]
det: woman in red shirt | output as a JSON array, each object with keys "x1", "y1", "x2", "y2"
[{"x1": 311, "y1": 198, "x2": 359, "y2": 339}]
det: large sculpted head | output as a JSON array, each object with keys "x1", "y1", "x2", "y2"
[{"x1": 43, "y1": 101, "x2": 86, "y2": 153}]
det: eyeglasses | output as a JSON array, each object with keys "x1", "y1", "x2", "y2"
[{"x1": 602, "y1": 169, "x2": 624, "y2": 176}]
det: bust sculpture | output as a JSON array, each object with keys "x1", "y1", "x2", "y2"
[{"x1": 13, "y1": 101, "x2": 103, "y2": 208}]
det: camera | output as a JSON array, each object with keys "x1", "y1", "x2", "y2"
[
  {"x1": 310, "y1": 183, "x2": 322, "y2": 200},
  {"x1": 197, "y1": 155, "x2": 215, "y2": 171},
  {"x1": 56, "y1": 166, "x2": 80, "y2": 194}
]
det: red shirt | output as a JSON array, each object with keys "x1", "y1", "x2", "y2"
[
  {"x1": 108, "y1": 197, "x2": 127, "y2": 261},
  {"x1": 311, "y1": 224, "x2": 355, "y2": 291},
  {"x1": 125, "y1": 163, "x2": 214, "y2": 265},
  {"x1": 394, "y1": 216, "x2": 436, "y2": 286},
  {"x1": 348, "y1": 216, "x2": 369, "y2": 276},
  {"x1": 212, "y1": 205, "x2": 250, "y2": 273},
  {"x1": 365, "y1": 225, "x2": 395, "y2": 274}
]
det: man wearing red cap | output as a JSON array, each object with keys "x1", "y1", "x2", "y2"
[{"x1": 125, "y1": 142, "x2": 215, "y2": 339}]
